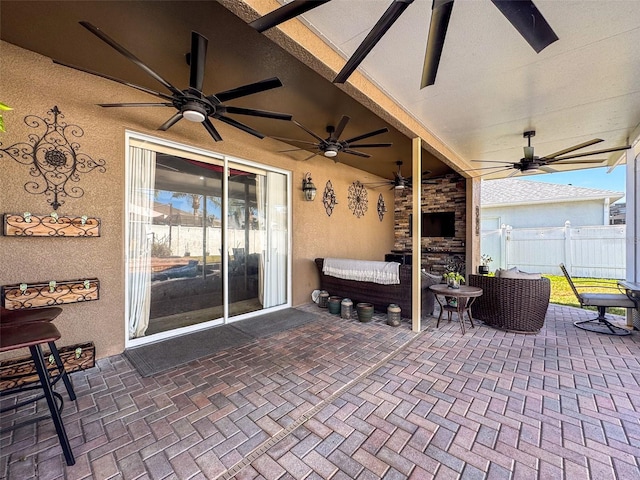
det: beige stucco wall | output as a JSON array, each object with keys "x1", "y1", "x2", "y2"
[{"x1": 0, "y1": 42, "x2": 395, "y2": 360}]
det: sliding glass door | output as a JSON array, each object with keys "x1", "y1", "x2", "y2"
[{"x1": 126, "y1": 135, "x2": 289, "y2": 345}]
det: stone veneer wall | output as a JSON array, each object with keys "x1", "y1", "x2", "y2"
[{"x1": 393, "y1": 173, "x2": 467, "y2": 275}]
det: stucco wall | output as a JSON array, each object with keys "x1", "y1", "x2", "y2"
[
  {"x1": 483, "y1": 199, "x2": 608, "y2": 229},
  {"x1": 0, "y1": 42, "x2": 395, "y2": 359}
]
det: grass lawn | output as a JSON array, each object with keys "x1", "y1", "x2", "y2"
[{"x1": 544, "y1": 274, "x2": 626, "y2": 316}]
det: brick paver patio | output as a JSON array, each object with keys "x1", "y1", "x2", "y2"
[{"x1": 1, "y1": 303, "x2": 639, "y2": 479}]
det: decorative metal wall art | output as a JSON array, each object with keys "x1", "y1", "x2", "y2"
[
  {"x1": 3, "y1": 212, "x2": 101, "y2": 237},
  {"x1": 323, "y1": 180, "x2": 338, "y2": 216},
  {"x1": 0, "y1": 106, "x2": 106, "y2": 210},
  {"x1": 347, "y1": 181, "x2": 368, "y2": 218},
  {"x1": 377, "y1": 194, "x2": 387, "y2": 221},
  {"x1": 2, "y1": 278, "x2": 100, "y2": 310}
]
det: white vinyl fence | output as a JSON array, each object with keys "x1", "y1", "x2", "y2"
[{"x1": 481, "y1": 221, "x2": 626, "y2": 279}]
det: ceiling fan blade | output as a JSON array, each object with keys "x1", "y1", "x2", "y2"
[
  {"x1": 213, "y1": 77, "x2": 283, "y2": 103},
  {"x1": 343, "y1": 127, "x2": 389, "y2": 144},
  {"x1": 471, "y1": 159, "x2": 513, "y2": 164},
  {"x1": 189, "y1": 32, "x2": 207, "y2": 92},
  {"x1": 543, "y1": 138, "x2": 604, "y2": 159},
  {"x1": 464, "y1": 165, "x2": 516, "y2": 172},
  {"x1": 539, "y1": 166, "x2": 557, "y2": 173},
  {"x1": 421, "y1": 0, "x2": 454, "y2": 88},
  {"x1": 98, "y1": 102, "x2": 173, "y2": 107},
  {"x1": 342, "y1": 149, "x2": 371, "y2": 158},
  {"x1": 53, "y1": 60, "x2": 175, "y2": 101},
  {"x1": 79, "y1": 21, "x2": 183, "y2": 97},
  {"x1": 550, "y1": 145, "x2": 631, "y2": 162},
  {"x1": 278, "y1": 148, "x2": 307, "y2": 153},
  {"x1": 303, "y1": 152, "x2": 321, "y2": 161},
  {"x1": 202, "y1": 118, "x2": 222, "y2": 142},
  {"x1": 271, "y1": 135, "x2": 320, "y2": 146},
  {"x1": 158, "y1": 112, "x2": 183, "y2": 131},
  {"x1": 334, "y1": 0, "x2": 414, "y2": 84},
  {"x1": 292, "y1": 120, "x2": 327, "y2": 143},
  {"x1": 348, "y1": 143, "x2": 393, "y2": 148},
  {"x1": 506, "y1": 169, "x2": 521, "y2": 178},
  {"x1": 217, "y1": 115, "x2": 265, "y2": 139},
  {"x1": 332, "y1": 115, "x2": 351, "y2": 141},
  {"x1": 223, "y1": 106, "x2": 292, "y2": 121},
  {"x1": 547, "y1": 158, "x2": 606, "y2": 165},
  {"x1": 249, "y1": 0, "x2": 332, "y2": 32},
  {"x1": 490, "y1": 0, "x2": 558, "y2": 53}
]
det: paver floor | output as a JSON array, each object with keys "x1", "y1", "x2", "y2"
[{"x1": 1, "y1": 304, "x2": 639, "y2": 479}]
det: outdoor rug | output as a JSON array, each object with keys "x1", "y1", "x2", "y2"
[
  {"x1": 125, "y1": 308, "x2": 319, "y2": 377},
  {"x1": 232, "y1": 308, "x2": 318, "y2": 337}
]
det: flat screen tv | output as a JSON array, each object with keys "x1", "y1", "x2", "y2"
[{"x1": 409, "y1": 212, "x2": 456, "y2": 237}]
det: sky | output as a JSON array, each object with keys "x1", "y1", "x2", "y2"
[{"x1": 517, "y1": 166, "x2": 627, "y2": 203}]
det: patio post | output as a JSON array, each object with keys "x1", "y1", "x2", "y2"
[{"x1": 412, "y1": 137, "x2": 422, "y2": 332}]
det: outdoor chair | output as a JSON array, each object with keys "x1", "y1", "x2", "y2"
[
  {"x1": 559, "y1": 263, "x2": 637, "y2": 336},
  {"x1": 468, "y1": 274, "x2": 550, "y2": 333}
]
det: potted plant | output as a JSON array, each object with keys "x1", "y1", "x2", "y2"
[
  {"x1": 443, "y1": 271, "x2": 464, "y2": 289},
  {"x1": 479, "y1": 254, "x2": 492, "y2": 275}
]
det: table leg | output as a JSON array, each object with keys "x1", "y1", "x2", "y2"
[
  {"x1": 435, "y1": 295, "x2": 445, "y2": 327},
  {"x1": 456, "y1": 300, "x2": 466, "y2": 335},
  {"x1": 466, "y1": 297, "x2": 477, "y2": 329}
]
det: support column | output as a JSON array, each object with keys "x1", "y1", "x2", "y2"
[{"x1": 412, "y1": 137, "x2": 422, "y2": 332}]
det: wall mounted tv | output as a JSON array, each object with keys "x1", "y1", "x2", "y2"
[{"x1": 409, "y1": 212, "x2": 456, "y2": 237}]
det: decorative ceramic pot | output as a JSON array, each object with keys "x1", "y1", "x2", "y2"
[
  {"x1": 318, "y1": 291, "x2": 329, "y2": 308},
  {"x1": 356, "y1": 302, "x2": 374, "y2": 323},
  {"x1": 341, "y1": 298, "x2": 353, "y2": 319},
  {"x1": 387, "y1": 303, "x2": 401, "y2": 327},
  {"x1": 328, "y1": 296, "x2": 342, "y2": 314}
]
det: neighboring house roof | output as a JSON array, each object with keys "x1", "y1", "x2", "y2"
[{"x1": 481, "y1": 179, "x2": 624, "y2": 207}]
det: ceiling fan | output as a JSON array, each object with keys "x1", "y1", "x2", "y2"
[
  {"x1": 471, "y1": 131, "x2": 631, "y2": 177},
  {"x1": 54, "y1": 22, "x2": 292, "y2": 142},
  {"x1": 365, "y1": 161, "x2": 437, "y2": 190},
  {"x1": 274, "y1": 115, "x2": 392, "y2": 160},
  {"x1": 249, "y1": 0, "x2": 558, "y2": 88}
]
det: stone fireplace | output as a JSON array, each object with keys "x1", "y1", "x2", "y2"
[{"x1": 393, "y1": 173, "x2": 466, "y2": 275}]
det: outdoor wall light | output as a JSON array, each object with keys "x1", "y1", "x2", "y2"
[{"x1": 302, "y1": 172, "x2": 317, "y2": 201}]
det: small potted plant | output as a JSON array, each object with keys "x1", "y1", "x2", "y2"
[
  {"x1": 479, "y1": 254, "x2": 492, "y2": 275},
  {"x1": 443, "y1": 271, "x2": 464, "y2": 289}
]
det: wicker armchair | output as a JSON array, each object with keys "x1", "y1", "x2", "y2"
[{"x1": 468, "y1": 274, "x2": 551, "y2": 333}]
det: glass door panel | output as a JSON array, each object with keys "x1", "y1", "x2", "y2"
[
  {"x1": 146, "y1": 154, "x2": 224, "y2": 335},
  {"x1": 227, "y1": 165, "x2": 289, "y2": 317}
]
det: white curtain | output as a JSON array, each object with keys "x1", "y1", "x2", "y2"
[
  {"x1": 256, "y1": 175, "x2": 266, "y2": 306},
  {"x1": 263, "y1": 171, "x2": 288, "y2": 308},
  {"x1": 127, "y1": 146, "x2": 156, "y2": 338}
]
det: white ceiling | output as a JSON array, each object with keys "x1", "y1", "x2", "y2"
[{"x1": 275, "y1": 0, "x2": 640, "y2": 177}]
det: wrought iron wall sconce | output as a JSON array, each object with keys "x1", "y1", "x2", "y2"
[
  {"x1": 377, "y1": 194, "x2": 387, "y2": 221},
  {"x1": 323, "y1": 180, "x2": 338, "y2": 216},
  {"x1": 0, "y1": 106, "x2": 106, "y2": 210},
  {"x1": 348, "y1": 181, "x2": 368, "y2": 218},
  {"x1": 302, "y1": 172, "x2": 317, "y2": 201}
]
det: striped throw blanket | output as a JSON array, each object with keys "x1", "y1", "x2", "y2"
[{"x1": 323, "y1": 258, "x2": 400, "y2": 285}]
